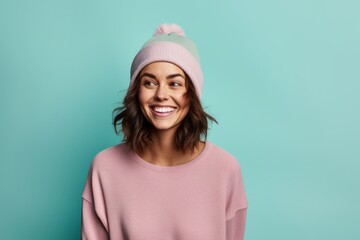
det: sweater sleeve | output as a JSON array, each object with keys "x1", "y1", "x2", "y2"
[
  {"x1": 225, "y1": 158, "x2": 248, "y2": 239},
  {"x1": 81, "y1": 159, "x2": 110, "y2": 240},
  {"x1": 81, "y1": 197, "x2": 109, "y2": 240},
  {"x1": 226, "y1": 207, "x2": 247, "y2": 240}
]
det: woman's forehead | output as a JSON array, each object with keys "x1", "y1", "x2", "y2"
[{"x1": 140, "y1": 61, "x2": 185, "y2": 76}]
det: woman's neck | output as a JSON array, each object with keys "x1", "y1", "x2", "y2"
[{"x1": 138, "y1": 129, "x2": 204, "y2": 167}]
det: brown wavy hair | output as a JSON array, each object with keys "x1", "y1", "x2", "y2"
[{"x1": 112, "y1": 73, "x2": 217, "y2": 153}]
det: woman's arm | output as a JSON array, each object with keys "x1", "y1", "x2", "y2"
[
  {"x1": 226, "y1": 207, "x2": 247, "y2": 240},
  {"x1": 81, "y1": 198, "x2": 109, "y2": 240}
]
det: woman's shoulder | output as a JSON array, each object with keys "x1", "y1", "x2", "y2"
[
  {"x1": 90, "y1": 143, "x2": 130, "y2": 169},
  {"x1": 206, "y1": 141, "x2": 243, "y2": 170}
]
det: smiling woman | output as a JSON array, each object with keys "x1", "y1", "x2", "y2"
[
  {"x1": 81, "y1": 23, "x2": 248, "y2": 240},
  {"x1": 139, "y1": 62, "x2": 190, "y2": 132}
]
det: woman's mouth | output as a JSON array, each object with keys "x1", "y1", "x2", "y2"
[{"x1": 150, "y1": 106, "x2": 176, "y2": 116}]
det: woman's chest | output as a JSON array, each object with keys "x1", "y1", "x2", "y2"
[
  {"x1": 115, "y1": 199, "x2": 225, "y2": 240},
  {"x1": 105, "y1": 174, "x2": 227, "y2": 239}
]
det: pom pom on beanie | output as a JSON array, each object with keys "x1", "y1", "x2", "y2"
[
  {"x1": 130, "y1": 23, "x2": 203, "y2": 98},
  {"x1": 153, "y1": 23, "x2": 185, "y2": 37}
]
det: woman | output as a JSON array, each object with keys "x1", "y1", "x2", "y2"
[{"x1": 81, "y1": 23, "x2": 248, "y2": 240}]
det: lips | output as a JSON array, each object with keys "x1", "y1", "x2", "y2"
[
  {"x1": 153, "y1": 106, "x2": 175, "y2": 113},
  {"x1": 150, "y1": 105, "x2": 177, "y2": 116}
]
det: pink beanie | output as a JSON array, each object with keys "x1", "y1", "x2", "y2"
[{"x1": 130, "y1": 23, "x2": 203, "y2": 98}]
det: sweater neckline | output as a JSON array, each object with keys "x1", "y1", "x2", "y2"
[{"x1": 130, "y1": 141, "x2": 212, "y2": 172}]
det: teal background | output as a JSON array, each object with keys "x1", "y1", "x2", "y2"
[{"x1": 1, "y1": 0, "x2": 359, "y2": 239}]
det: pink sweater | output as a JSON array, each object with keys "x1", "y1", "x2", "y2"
[{"x1": 82, "y1": 142, "x2": 248, "y2": 239}]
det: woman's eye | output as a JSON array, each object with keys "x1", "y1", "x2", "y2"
[
  {"x1": 143, "y1": 80, "x2": 156, "y2": 87},
  {"x1": 170, "y1": 82, "x2": 181, "y2": 87}
]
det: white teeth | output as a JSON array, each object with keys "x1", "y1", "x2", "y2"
[{"x1": 153, "y1": 107, "x2": 174, "y2": 113}]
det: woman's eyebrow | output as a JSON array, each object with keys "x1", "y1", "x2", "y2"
[
  {"x1": 167, "y1": 73, "x2": 185, "y2": 79},
  {"x1": 140, "y1": 72, "x2": 156, "y2": 79}
]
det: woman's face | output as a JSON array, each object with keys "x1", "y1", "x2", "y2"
[{"x1": 138, "y1": 61, "x2": 189, "y2": 132}]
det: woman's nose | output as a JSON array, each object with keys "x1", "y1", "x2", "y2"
[{"x1": 154, "y1": 84, "x2": 169, "y2": 101}]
